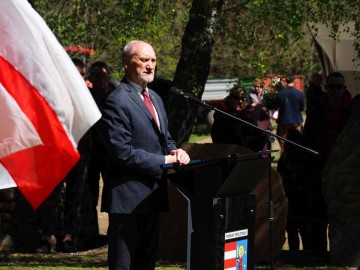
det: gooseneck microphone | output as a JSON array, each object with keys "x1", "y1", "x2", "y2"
[
  {"x1": 169, "y1": 87, "x2": 192, "y2": 99},
  {"x1": 169, "y1": 87, "x2": 209, "y2": 106}
]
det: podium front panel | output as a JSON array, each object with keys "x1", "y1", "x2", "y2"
[
  {"x1": 165, "y1": 158, "x2": 263, "y2": 270},
  {"x1": 214, "y1": 194, "x2": 255, "y2": 270}
]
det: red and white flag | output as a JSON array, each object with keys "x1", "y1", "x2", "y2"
[
  {"x1": 224, "y1": 241, "x2": 237, "y2": 270},
  {"x1": 0, "y1": 0, "x2": 101, "y2": 209}
]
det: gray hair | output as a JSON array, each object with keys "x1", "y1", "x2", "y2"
[{"x1": 122, "y1": 40, "x2": 143, "y2": 60}]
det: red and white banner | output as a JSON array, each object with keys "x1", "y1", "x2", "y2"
[{"x1": 0, "y1": 0, "x2": 101, "y2": 209}]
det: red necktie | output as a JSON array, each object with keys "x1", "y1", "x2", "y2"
[{"x1": 142, "y1": 89, "x2": 159, "y2": 127}]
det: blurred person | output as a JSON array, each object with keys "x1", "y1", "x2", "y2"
[
  {"x1": 265, "y1": 76, "x2": 284, "y2": 122},
  {"x1": 301, "y1": 71, "x2": 352, "y2": 253},
  {"x1": 276, "y1": 75, "x2": 305, "y2": 153},
  {"x1": 248, "y1": 78, "x2": 265, "y2": 108},
  {"x1": 71, "y1": 58, "x2": 86, "y2": 78},
  {"x1": 60, "y1": 59, "x2": 94, "y2": 252},
  {"x1": 277, "y1": 128, "x2": 311, "y2": 250},
  {"x1": 88, "y1": 61, "x2": 117, "y2": 108},
  {"x1": 11, "y1": 184, "x2": 62, "y2": 253},
  {"x1": 34, "y1": 185, "x2": 62, "y2": 253},
  {"x1": 305, "y1": 73, "x2": 324, "y2": 117},
  {"x1": 61, "y1": 132, "x2": 92, "y2": 252},
  {"x1": 248, "y1": 78, "x2": 272, "y2": 130},
  {"x1": 211, "y1": 85, "x2": 266, "y2": 152},
  {"x1": 82, "y1": 61, "x2": 119, "y2": 238},
  {"x1": 303, "y1": 72, "x2": 352, "y2": 160}
]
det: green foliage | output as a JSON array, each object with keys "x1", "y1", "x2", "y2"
[
  {"x1": 211, "y1": 0, "x2": 316, "y2": 78},
  {"x1": 34, "y1": 0, "x2": 360, "y2": 81},
  {"x1": 210, "y1": 0, "x2": 360, "y2": 79},
  {"x1": 34, "y1": 0, "x2": 190, "y2": 79}
]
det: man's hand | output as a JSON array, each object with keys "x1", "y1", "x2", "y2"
[{"x1": 165, "y1": 149, "x2": 190, "y2": 164}]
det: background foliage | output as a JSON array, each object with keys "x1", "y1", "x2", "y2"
[
  {"x1": 31, "y1": 0, "x2": 360, "y2": 80},
  {"x1": 33, "y1": 0, "x2": 190, "y2": 79},
  {"x1": 29, "y1": 0, "x2": 360, "y2": 143}
]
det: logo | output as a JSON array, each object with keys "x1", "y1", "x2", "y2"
[{"x1": 224, "y1": 239, "x2": 248, "y2": 270}]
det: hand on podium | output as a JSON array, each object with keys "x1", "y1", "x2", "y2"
[{"x1": 165, "y1": 148, "x2": 190, "y2": 164}]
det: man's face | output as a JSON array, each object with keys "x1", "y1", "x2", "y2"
[
  {"x1": 326, "y1": 76, "x2": 345, "y2": 103},
  {"x1": 124, "y1": 42, "x2": 156, "y2": 88}
]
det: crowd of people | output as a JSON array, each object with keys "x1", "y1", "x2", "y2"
[{"x1": 211, "y1": 72, "x2": 353, "y2": 255}]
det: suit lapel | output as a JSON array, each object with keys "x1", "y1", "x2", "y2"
[
  {"x1": 124, "y1": 83, "x2": 152, "y2": 119},
  {"x1": 124, "y1": 82, "x2": 162, "y2": 132}
]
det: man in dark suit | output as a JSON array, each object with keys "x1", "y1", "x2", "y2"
[{"x1": 98, "y1": 40, "x2": 190, "y2": 270}]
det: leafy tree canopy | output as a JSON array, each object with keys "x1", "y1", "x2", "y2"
[{"x1": 33, "y1": 0, "x2": 360, "y2": 81}]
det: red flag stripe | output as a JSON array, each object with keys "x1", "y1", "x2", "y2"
[
  {"x1": 225, "y1": 241, "x2": 237, "y2": 251},
  {"x1": 224, "y1": 258, "x2": 236, "y2": 269},
  {"x1": 0, "y1": 55, "x2": 79, "y2": 209}
]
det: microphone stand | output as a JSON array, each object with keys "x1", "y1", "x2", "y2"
[{"x1": 171, "y1": 88, "x2": 318, "y2": 270}]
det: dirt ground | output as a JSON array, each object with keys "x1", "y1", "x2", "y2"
[{"x1": 97, "y1": 188, "x2": 109, "y2": 236}]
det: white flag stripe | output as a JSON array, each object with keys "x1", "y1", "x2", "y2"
[
  {"x1": 224, "y1": 250, "x2": 236, "y2": 260},
  {"x1": 0, "y1": 0, "x2": 101, "y2": 146},
  {"x1": 224, "y1": 267, "x2": 236, "y2": 270},
  {"x1": 0, "y1": 82, "x2": 42, "y2": 159},
  {"x1": 0, "y1": 164, "x2": 16, "y2": 189}
]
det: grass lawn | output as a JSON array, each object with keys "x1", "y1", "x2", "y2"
[
  {"x1": 0, "y1": 251, "x2": 352, "y2": 270},
  {"x1": 0, "y1": 251, "x2": 186, "y2": 270},
  {"x1": 188, "y1": 133, "x2": 211, "y2": 143}
]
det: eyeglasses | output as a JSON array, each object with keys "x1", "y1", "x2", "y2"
[{"x1": 326, "y1": 84, "x2": 344, "y2": 90}]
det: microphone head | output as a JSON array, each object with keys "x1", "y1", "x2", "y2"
[{"x1": 169, "y1": 87, "x2": 184, "y2": 96}]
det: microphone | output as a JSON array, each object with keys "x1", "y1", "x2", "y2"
[
  {"x1": 169, "y1": 87, "x2": 190, "y2": 99},
  {"x1": 169, "y1": 86, "x2": 207, "y2": 106},
  {"x1": 169, "y1": 86, "x2": 217, "y2": 113}
]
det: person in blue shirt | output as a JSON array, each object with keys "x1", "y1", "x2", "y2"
[{"x1": 276, "y1": 76, "x2": 305, "y2": 152}]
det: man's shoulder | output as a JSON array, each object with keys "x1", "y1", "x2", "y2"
[
  {"x1": 107, "y1": 81, "x2": 132, "y2": 100},
  {"x1": 148, "y1": 87, "x2": 162, "y2": 99},
  {"x1": 286, "y1": 86, "x2": 303, "y2": 96},
  {"x1": 289, "y1": 86, "x2": 301, "y2": 92}
]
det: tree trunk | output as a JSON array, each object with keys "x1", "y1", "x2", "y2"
[{"x1": 167, "y1": 0, "x2": 224, "y2": 145}]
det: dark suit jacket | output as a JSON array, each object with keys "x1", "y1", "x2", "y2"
[{"x1": 98, "y1": 78, "x2": 177, "y2": 214}]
